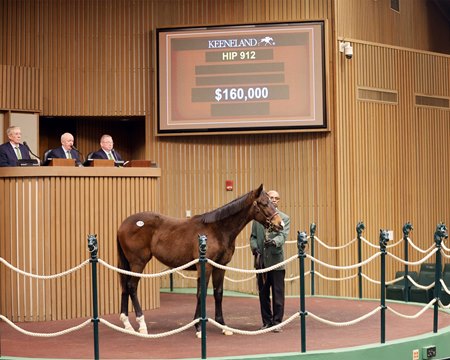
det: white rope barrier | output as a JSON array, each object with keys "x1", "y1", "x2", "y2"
[
  {"x1": 172, "y1": 270, "x2": 197, "y2": 280},
  {"x1": 285, "y1": 271, "x2": 311, "y2": 282},
  {"x1": 172, "y1": 269, "x2": 257, "y2": 283},
  {"x1": 0, "y1": 315, "x2": 91, "y2": 337},
  {"x1": 407, "y1": 237, "x2": 435, "y2": 254},
  {"x1": 234, "y1": 243, "x2": 250, "y2": 250},
  {"x1": 360, "y1": 273, "x2": 380, "y2": 285},
  {"x1": 313, "y1": 270, "x2": 358, "y2": 282},
  {"x1": 387, "y1": 247, "x2": 438, "y2": 266},
  {"x1": 207, "y1": 254, "x2": 298, "y2": 274},
  {"x1": 442, "y1": 243, "x2": 450, "y2": 252},
  {"x1": 1, "y1": 229, "x2": 447, "y2": 344},
  {"x1": 306, "y1": 252, "x2": 380, "y2": 270},
  {"x1": 225, "y1": 274, "x2": 256, "y2": 283},
  {"x1": 208, "y1": 312, "x2": 300, "y2": 335},
  {"x1": 386, "y1": 238, "x2": 404, "y2": 249},
  {"x1": 408, "y1": 277, "x2": 435, "y2": 290},
  {"x1": 313, "y1": 236, "x2": 357, "y2": 250},
  {"x1": 387, "y1": 299, "x2": 436, "y2": 319},
  {"x1": 97, "y1": 258, "x2": 199, "y2": 278},
  {"x1": 360, "y1": 237, "x2": 380, "y2": 249},
  {"x1": 0, "y1": 257, "x2": 90, "y2": 279},
  {"x1": 361, "y1": 273, "x2": 406, "y2": 285},
  {"x1": 99, "y1": 317, "x2": 200, "y2": 338},
  {"x1": 308, "y1": 306, "x2": 381, "y2": 327},
  {"x1": 438, "y1": 300, "x2": 450, "y2": 310},
  {"x1": 440, "y1": 279, "x2": 450, "y2": 295}
]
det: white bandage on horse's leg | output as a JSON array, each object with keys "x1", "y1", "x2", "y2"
[
  {"x1": 222, "y1": 328, "x2": 233, "y2": 336},
  {"x1": 119, "y1": 313, "x2": 134, "y2": 331},
  {"x1": 136, "y1": 315, "x2": 148, "y2": 334}
]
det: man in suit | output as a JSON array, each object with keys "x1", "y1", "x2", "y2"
[
  {"x1": 90, "y1": 134, "x2": 123, "y2": 162},
  {"x1": 250, "y1": 189, "x2": 290, "y2": 333},
  {"x1": 47, "y1": 132, "x2": 82, "y2": 166},
  {"x1": 0, "y1": 126, "x2": 32, "y2": 166}
]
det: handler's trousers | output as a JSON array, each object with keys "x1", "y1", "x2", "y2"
[{"x1": 257, "y1": 269, "x2": 285, "y2": 326}]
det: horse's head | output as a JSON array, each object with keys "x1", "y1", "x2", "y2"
[{"x1": 252, "y1": 184, "x2": 284, "y2": 231}]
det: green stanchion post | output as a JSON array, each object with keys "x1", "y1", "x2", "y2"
[
  {"x1": 87, "y1": 234, "x2": 100, "y2": 360},
  {"x1": 356, "y1": 222, "x2": 365, "y2": 299},
  {"x1": 402, "y1": 222, "x2": 413, "y2": 302},
  {"x1": 310, "y1": 223, "x2": 316, "y2": 296},
  {"x1": 379, "y1": 229, "x2": 389, "y2": 344},
  {"x1": 198, "y1": 234, "x2": 208, "y2": 359},
  {"x1": 298, "y1": 231, "x2": 308, "y2": 353},
  {"x1": 433, "y1": 223, "x2": 448, "y2": 333}
]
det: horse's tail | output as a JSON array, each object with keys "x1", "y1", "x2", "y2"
[{"x1": 117, "y1": 235, "x2": 130, "y2": 290}]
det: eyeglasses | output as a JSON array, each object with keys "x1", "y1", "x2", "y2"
[{"x1": 269, "y1": 196, "x2": 280, "y2": 201}]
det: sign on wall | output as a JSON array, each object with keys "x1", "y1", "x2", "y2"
[{"x1": 156, "y1": 21, "x2": 327, "y2": 135}]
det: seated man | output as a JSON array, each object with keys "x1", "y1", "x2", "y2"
[
  {"x1": 0, "y1": 126, "x2": 32, "y2": 166},
  {"x1": 46, "y1": 132, "x2": 82, "y2": 166},
  {"x1": 90, "y1": 134, "x2": 123, "y2": 163}
]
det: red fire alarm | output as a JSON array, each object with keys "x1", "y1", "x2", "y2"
[{"x1": 225, "y1": 180, "x2": 233, "y2": 191}]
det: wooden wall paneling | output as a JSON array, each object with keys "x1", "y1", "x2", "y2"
[{"x1": 335, "y1": 0, "x2": 450, "y2": 54}]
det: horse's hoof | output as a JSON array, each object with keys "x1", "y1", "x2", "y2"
[
  {"x1": 119, "y1": 313, "x2": 134, "y2": 331},
  {"x1": 196, "y1": 331, "x2": 202, "y2": 338},
  {"x1": 222, "y1": 329, "x2": 233, "y2": 336}
]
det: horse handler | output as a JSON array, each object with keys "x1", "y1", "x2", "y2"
[{"x1": 250, "y1": 190, "x2": 290, "y2": 332}]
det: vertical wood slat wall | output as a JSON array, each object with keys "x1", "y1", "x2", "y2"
[
  {"x1": 334, "y1": 42, "x2": 450, "y2": 298},
  {"x1": 0, "y1": 0, "x2": 449, "y2": 305},
  {"x1": 0, "y1": 173, "x2": 160, "y2": 322}
]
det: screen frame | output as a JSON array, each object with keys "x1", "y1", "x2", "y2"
[{"x1": 155, "y1": 21, "x2": 328, "y2": 136}]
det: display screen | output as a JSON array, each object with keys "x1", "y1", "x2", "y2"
[{"x1": 156, "y1": 22, "x2": 327, "y2": 135}]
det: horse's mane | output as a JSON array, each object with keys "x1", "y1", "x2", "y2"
[{"x1": 200, "y1": 190, "x2": 256, "y2": 224}]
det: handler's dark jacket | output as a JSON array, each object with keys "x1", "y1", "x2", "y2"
[{"x1": 250, "y1": 210, "x2": 290, "y2": 270}]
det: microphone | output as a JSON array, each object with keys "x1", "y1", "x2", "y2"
[
  {"x1": 71, "y1": 145, "x2": 84, "y2": 165},
  {"x1": 23, "y1": 141, "x2": 41, "y2": 160}
]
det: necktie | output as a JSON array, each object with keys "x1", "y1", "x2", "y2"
[
  {"x1": 107, "y1": 152, "x2": 113, "y2": 160},
  {"x1": 66, "y1": 150, "x2": 72, "y2": 159},
  {"x1": 15, "y1": 146, "x2": 22, "y2": 159}
]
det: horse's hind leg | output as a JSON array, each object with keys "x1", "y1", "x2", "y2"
[
  {"x1": 212, "y1": 268, "x2": 233, "y2": 335},
  {"x1": 128, "y1": 275, "x2": 148, "y2": 334},
  {"x1": 119, "y1": 274, "x2": 134, "y2": 331}
]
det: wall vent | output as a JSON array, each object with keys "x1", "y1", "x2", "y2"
[
  {"x1": 390, "y1": 0, "x2": 400, "y2": 13},
  {"x1": 415, "y1": 95, "x2": 450, "y2": 109},
  {"x1": 357, "y1": 87, "x2": 398, "y2": 104}
]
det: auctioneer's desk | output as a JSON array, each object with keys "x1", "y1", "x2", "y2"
[{"x1": 0, "y1": 166, "x2": 161, "y2": 322}]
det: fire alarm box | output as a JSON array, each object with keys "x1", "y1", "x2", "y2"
[{"x1": 226, "y1": 180, "x2": 233, "y2": 191}]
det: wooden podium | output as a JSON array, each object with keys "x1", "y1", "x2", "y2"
[
  {"x1": 48, "y1": 158, "x2": 76, "y2": 166},
  {"x1": 0, "y1": 166, "x2": 161, "y2": 322}
]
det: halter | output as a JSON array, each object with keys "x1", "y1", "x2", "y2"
[{"x1": 253, "y1": 200, "x2": 279, "y2": 231}]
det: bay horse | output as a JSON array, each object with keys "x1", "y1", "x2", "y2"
[{"x1": 116, "y1": 184, "x2": 284, "y2": 335}]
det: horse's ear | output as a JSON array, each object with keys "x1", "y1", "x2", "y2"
[{"x1": 256, "y1": 184, "x2": 264, "y2": 195}]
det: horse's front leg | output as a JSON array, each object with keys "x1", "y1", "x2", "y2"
[
  {"x1": 194, "y1": 265, "x2": 212, "y2": 337},
  {"x1": 212, "y1": 268, "x2": 233, "y2": 336}
]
